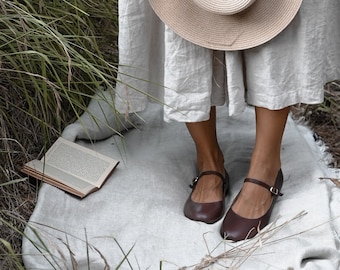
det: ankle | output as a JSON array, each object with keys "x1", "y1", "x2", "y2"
[
  {"x1": 247, "y1": 155, "x2": 281, "y2": 185},
  {"x1": 197, "y1": 148, "x2": 225, "y2": 173}
]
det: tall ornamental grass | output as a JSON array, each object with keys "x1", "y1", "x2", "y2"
[{"x1": 0, "y1": 0, "x2": 119, "y2": 268}]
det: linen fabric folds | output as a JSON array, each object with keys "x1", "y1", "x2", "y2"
[{"x1": 115, "y1": 0, "x2": 340, "y2": 122}]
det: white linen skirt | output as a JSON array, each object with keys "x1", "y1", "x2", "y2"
[{"x1": 115, "y1": 0, "x2": 340, "y2": 122}]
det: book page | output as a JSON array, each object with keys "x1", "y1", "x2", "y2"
[
  {"x1": 23, "y1": 160, "x2": 96, "y2": 196},
  {"x1": 43, "y1": 137, "x2": 119, "y2": 187}
]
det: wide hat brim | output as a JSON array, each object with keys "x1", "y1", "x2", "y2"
[{"x1": 148, "y1": 0, "x2": 303, "y2": 51}]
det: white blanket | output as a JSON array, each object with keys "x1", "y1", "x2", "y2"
[{"x1": 23, "y1": 98, "x2": 340, "y2": 269}]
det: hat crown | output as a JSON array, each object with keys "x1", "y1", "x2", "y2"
[{"x1": 193, "y1": 0, "x2": 257, "y2": 15}]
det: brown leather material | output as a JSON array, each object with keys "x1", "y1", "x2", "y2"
[
  {"x1": 244, "y1": 177, "x2": 283, "y2": 196},
  {"x1": 220, "y1": 169, "x2": 284, "y2": 241},
  {"x1": 184, "y1": 170, "x2": 229, "y2": 224}
]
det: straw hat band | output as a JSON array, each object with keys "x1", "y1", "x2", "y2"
[
  {"x1": 193, "y1": 0, "x2": 257, "y2": 15},
  {"x1": 148, "y1": 0, "x2": 303, "y2": 51}
]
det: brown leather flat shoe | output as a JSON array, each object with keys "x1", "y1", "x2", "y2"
[
  {"x1": 184, "y1": 170, "x2": 229, "y2": 224},
  {"x1": 220, "y1": 169, "x2": 283, "y2": 241}
]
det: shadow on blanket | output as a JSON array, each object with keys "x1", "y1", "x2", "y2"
[{"x1": 23, "y1": 90, "x2": 340, "y2": 269}]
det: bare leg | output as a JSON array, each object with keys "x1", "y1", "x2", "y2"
[
  {"x1": 186, "y1": 106, "x2": 225, "y2": 203},
  {"x1": 231, "y1": 106, "x2": 290, "y2": 218}
]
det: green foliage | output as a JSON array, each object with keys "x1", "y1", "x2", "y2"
[
  {"x1": 0, "y1": 0, "x2": 119, "y2": 173},
  {"x1": 0, "y1": 0, "x2": 119, "y2": 268}
]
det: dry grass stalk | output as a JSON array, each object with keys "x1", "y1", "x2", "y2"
[
  {"x1": 319, "y1": 177, "x2": 340, "y2": 187},
  {"x1": 20, "y1": 222, "x2": 136, "y2": 270},
  {"x1": 175, "y1": 210, "x2": 340, "y2": 269}
]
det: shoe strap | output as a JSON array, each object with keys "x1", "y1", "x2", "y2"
[
  {"x1": 244, "y1": 178, "x2": 283, "y2": 196},
  {"x1": 190, "y1": 170, "x2": 225, "y2": 188}
]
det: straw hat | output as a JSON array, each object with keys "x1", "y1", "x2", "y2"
[{"x1": 148, "y1": 0, "x2": 303, "y2": 50}]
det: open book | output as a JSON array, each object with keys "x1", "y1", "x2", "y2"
[{"x1": 21, "y1": 137, "x2": 119, "y2": 198}]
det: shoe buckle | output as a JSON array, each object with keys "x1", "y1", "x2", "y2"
[
  {"x1": 270, "y1": 187, "x2": 279, "y2": 196},
  {"x1": 190, "y1": 176, "x2": 199, "y2": 188}
]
